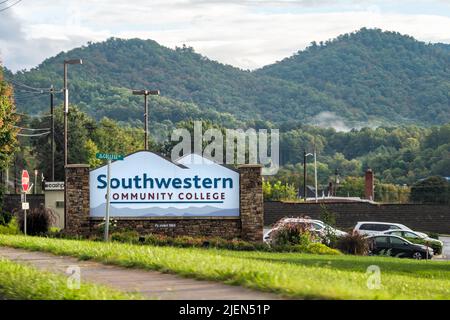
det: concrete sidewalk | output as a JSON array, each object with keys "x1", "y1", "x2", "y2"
[{"x1": 0, "y1": 246, "x2": 281, "y2": 300}]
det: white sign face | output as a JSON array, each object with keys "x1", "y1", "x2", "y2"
[
  {"x1": 89, "y1": 152, "x2": 240, "y2": 217},
  {"x1": 45, "y1": 181, "x2": 65, "y2": 191},
  {"x1": 22, "y1": 202, "x2": 29, "y2": 210}
]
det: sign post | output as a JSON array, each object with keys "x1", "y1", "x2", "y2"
[
  {"x1": 21, "y1": 170, "x2": 30, "y2": 235},
  {"x1": 96, "y1": 153, "x2": 124, "y2": 241}
]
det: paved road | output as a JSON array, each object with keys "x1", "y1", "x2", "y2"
[{"x1": 0, "y1": 247, "x2": 281, "y2": 300}]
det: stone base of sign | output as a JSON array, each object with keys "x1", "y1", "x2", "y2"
[
  {"x1": 238, "y1": 165, "x2": 264, "y2": 242},
  {"x1": 89, "y1": 217, "x2": 241, "y2": 239},
  {"x1": 64, "y1": 162, "x2": 264, "y2": 242}
]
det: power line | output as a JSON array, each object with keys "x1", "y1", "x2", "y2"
[
  {"x1": 5, "y1": 77, "x2": 51, "y2": 92},
  {"x1": 15, "y1": 88, "x2": 46, "y2": 94},
  {"x1": 0, "y1": 0, "x2": 22, "y2": 13},
  {"x1": 13, "y1": 112, "x2": 52, "y2": 118},
  {"x1": 13, "y1": 92, "x2": 46, "y2": 99},
  {"x1": 17, "y1": 131, "x2": 50, "y2": 137},
  {"x1": 13, "y1": 126, "x2": 51, "y2": 131}
]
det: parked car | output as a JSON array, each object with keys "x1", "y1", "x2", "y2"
[
  {"x1": 382, "y1": 230, "x2": 443, "y2": 255},
  {"x1": 263, "y1": 218, "x2": 347, "y2": 243},
  {"x1": 353, "y1": 221, "x2": 428, "y2": 238},
  {"x1": 366, "y1": 234, "x2": 433, "y2": 259}
]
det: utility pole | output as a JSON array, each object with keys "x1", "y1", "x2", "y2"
[
  {"x1": 63, "y1": 59, "x2": 83, "y2": 167},
  {"x1": 303, "y1": 150, "x2": 307, "y2": 201},
  {"x1": 50, "y1": 85, "x2": 55, "y2": 181},
  {"x1": 64, "y1": 63, "x2": 68, "y2": 167},
  {"x1": 314, "y1": 149, "x2": 318, "y2": 203},
  {"x1": 303, "y1": 151, "x2": 313, "y2": 201},
  {"x1": 132, "y1": 90, "x2": 160, "y2": 150},
  {"x1": 63, "y1": 59, "x2": 82, "y2": 230},
  {"x1": 34, "y1": 169, "x2": 37, "y2": 194},
  {"x1": 144, "y1": 93, "x2": 148, "y2": 150},
  {"x1": 334, "y1": 168, "x2": 339, "y2": 196}
]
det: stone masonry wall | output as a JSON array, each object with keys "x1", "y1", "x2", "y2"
[
  {"x1": 264, "y1": 201, "x2": 450, "y2": 234},
  {"x1": 239, "y1": 165, "x2": 264, "y2": 242},
  {"x1": 89, "y1": 218, "x2": 241, "y2": 239},
  {"x1": 64, "y1": 164, "x2": 90, "y2": 236}
]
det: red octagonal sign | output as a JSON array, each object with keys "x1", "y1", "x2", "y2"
[{"x1": 21, "y1": 170, "x2": 30, "y2": 193}]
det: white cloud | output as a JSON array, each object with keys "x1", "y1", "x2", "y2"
[{"x1": 1, "y1": 0, "x2": 449, "y2": 71}]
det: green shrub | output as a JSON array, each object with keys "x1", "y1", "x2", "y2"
[
  {"x1": 18, "y1": 206, "x2": 56, "y2": 236},
  {"x1": 336, "y1": 233, "x2": 369, "y2": 255},
  {"x1": 110, "y1": 232, "x2": 338, "y2": 255},
  {"x1": 0, "y1": 218, "x2": 21, "y2": 235},
  {"x1": 427, "y1": 232, "x2": 440, "y2": 240},
  {"x1": 172, "y1": 236, "x2": 204, "y2": 248},
  {"x1": 405, "y1": 237, "x2": 443, "y2": 255},
  {"x1": 143, "y1": 233, "x2": 171, "y2": 246},
  {"x1": 304, "y1": 242, "x2": 342, "y2": 255},
  {"x1": 271, "y1": 221, "x2": 318, "y2": 246},
  {"x1": 319, "y1": 205, "x2": 339, "y2": 246},
  {"x1": 0, "y1": 211, "x2": 13, "y2": 226},
  {"x1": 111, "y1": 230, "x2": 140, "y2": 244}
]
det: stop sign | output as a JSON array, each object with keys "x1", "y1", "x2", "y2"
[{"x1": 21, "y1": 170, "x2": 30, "y2": 193}]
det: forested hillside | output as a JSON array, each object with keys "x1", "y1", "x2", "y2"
[
  {"x1": 4, "y1": 28, "x2": 450, "y2": 196},
  {"x1": 257, "y1": 28, "x2": 450, "y2": 125},
  {"x1": 6, "y1": 28, "x2": 450, "y2": 127}
]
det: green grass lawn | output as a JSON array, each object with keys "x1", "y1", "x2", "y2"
[
  {"x1": 0, "y1": 234, "x2": 449, "y2": 300},
  {"x1": 0, "y1": 257, "x2": 138, "y2": 300}
]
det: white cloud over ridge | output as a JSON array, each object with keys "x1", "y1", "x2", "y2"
[{"x1": 1, "y1": 0, "x2": 449, "y2": 72}]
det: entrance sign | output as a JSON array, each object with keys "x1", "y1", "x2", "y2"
[
  {"x1": 89, "y1": 151, "x2": 240, "y2": 217},
  {"x1": 21, "y1": 170, "x2": 30, "y2": 193}
]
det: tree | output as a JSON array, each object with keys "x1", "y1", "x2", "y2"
[
  {"x1": 410, "y1": 176, "x2": 449, "y2": 204},
  {"x1": 0, "y1": 67, "x2": 18, "y2": 171},
  {"x1": 0, "y1": 66, "x2": 18, "y2": 211}
]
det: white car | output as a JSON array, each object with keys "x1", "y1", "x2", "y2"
[
  {"x1": 353, "y1": 221, "x2": 428, "y2": 238},
  {"x1": 263, "y1": 218, "x2": 348, "y2": 243}
]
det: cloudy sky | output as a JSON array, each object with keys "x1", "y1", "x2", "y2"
[{"x1": 1, "y1": 0, "x2": 450, "y2": 72}]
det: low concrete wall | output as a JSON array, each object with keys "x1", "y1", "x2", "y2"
[{"x1": 264, "y1": 201, "x2": 450, "y2": 234}]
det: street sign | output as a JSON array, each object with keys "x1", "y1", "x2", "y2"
[
  {"x1": 22, "y1": 202, "x2": 29, "y2": 210},
  {"x1": 95, "y1": 153, "x2": 124, "y2": 161},
  {"x1": 21, "y1": 170, "x2": 30, "y2": 193}
]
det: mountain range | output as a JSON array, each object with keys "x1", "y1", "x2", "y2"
[{"x1": 5, "y1": 28, "x2": 450, "y2": 128}]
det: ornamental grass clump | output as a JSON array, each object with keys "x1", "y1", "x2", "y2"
[
  {"x1": 270, "y1": 220, "x2": 318, "y2": 247},
  {"x1": 336, "y1": 232, "x2": 369, "y2": 255}
]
